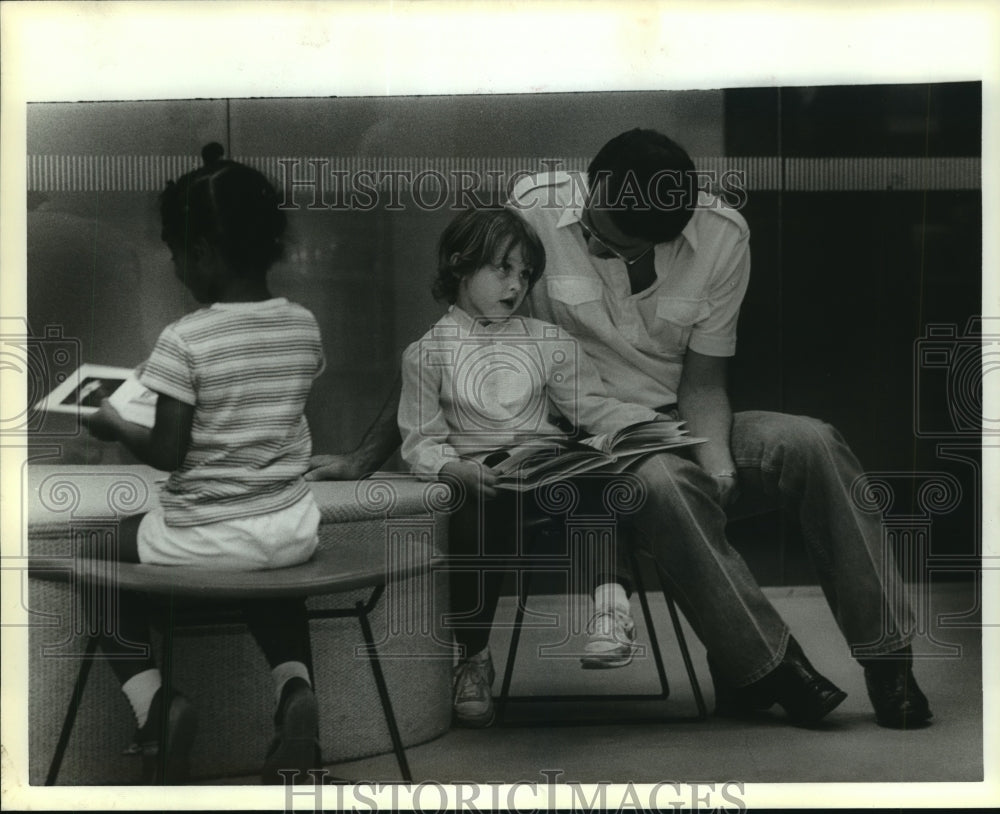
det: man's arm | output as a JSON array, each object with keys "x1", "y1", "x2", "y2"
[
  {"x1": 305, "y1": 374, "x2": 402, "y2": 481},
  {"x1": 676, "y1": 349, "x2": 738, "y2": 506}
]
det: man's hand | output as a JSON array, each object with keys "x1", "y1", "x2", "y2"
[
  {"x1": 713, "y1": 473, "x2": 740, "y2": 509},
  {"x1": 304, "y1": 453, "x2": 365, "y2": 482},
  {"x1": 440, "y1": 459, "x2": 499, "y2": 501},
  {"x1": 82, "y1": 399, "x2": 124, "y2": 442}
]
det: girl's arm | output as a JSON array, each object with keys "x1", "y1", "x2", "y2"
[
  {"x1": 397, "y1": 343, "x2": 497, "y2": 499},
  {"x1": 85, "y1": 394, "x2": 194, "y2": 471},
  {"x1": 397, "y1": 343, "x2": 457, "y2": 476}
]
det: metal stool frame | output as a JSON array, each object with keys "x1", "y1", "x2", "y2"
[
  {"x1": 32, "y1": 542, "x2": 426, "y2": 785},
  {"x1": 494, "y1": 529, "x2": 708, "y2": 727}
]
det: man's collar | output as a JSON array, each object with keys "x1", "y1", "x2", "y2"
[
  {"x1": 556, "y1": 202, "x2": 583, "y2": 229},
  {"x1": 679, "y1": 213, "x2": 698, "y2": 252}
]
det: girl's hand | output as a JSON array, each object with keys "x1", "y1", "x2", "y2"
[
  {"x1": 441, "y1": 459, "x2": 499, "y2": 501},
  {"x1": 82, "y1": 399, "x2": 124, "y2": 442}
]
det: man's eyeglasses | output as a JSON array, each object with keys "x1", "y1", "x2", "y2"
[{"x1": 579, "y1": 208, "x2": 653, "y2": 265}]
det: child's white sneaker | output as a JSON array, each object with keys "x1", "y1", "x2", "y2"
[
  {"x1": 453, "y1": 647, "x2": 495, "y2": 727},
  {"x1": 581, "y1": 607, "x2": 636, "y2": 669}
]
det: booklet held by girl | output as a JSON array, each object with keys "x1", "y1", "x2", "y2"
[
  {"x1": 487, "y1": 420, "x2": 706, "y2": 492},
  {"x1": 34, "y1": 363, "x2": 157, "y2": 428}
]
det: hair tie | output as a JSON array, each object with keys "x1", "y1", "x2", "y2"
[{"x1": 201, "y1": 142, "x2": 225, "y2": 167}]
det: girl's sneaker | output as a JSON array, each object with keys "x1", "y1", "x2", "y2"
[
  {"x1": 452, "y1": 647, "x2": 495, "y2": 727},
  {"x1": 123, "y1": 689, "x2": 197, "y2": 784},
  {"x1": 581, "y1": 608, "x2": 637, "y2": 669},
  {"x1": 261, "y1": 677, "x2": 321, "y2": 784}
]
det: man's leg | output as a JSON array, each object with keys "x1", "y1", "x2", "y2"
[
  {"x1": 730, "y1": 411, "x2": 913, "y2": 652},
  {"x1": 628, "y1": 452, "x2": 788, "y2": 685},
  {"x1": 627, "y1": 450, "x2": 847, "y2": 725},
  {"x1": 730, "y1": 410, "x2": 929, "y2": 727}
]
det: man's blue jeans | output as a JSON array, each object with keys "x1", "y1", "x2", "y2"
[{"x1": 627, "y1": 410, "x2": 915, "y2": 687}]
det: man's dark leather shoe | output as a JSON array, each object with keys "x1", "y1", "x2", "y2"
[
  {"x1": 768, "y1": 637, "x2": 848, "y2": 725},
  {"x1": 711, "y1": 637, "x2": 847, "y2": 726},
  {"x1": 860, "y1": 646, "x2": 932, "y2": 729}
]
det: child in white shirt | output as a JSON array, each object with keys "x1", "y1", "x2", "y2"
[{"x1": 399, "y1": 207, "x2": 663, "y2": 727}]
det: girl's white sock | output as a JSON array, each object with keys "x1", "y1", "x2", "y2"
[
  {"x1": 272, "y1": 660, "x2": 311, "y2": 704},
  {"x1": 594, "y1": 582, "x2": 630, "y2": 616},
  {"x1": 122, "y1": 668, "x2": 162, "y2": 728}
]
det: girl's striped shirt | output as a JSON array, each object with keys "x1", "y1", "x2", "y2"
[{"x1": 140, "y1": 297, "x2": 325, "y2": 527}]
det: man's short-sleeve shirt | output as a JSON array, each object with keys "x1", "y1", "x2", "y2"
[{"x1": 512, "y1": 172, "x2": 750, "y2": 409}]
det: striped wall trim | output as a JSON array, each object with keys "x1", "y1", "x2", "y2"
[{"x1": 26, "y1": 155, "x2": 981, "y2": 193}]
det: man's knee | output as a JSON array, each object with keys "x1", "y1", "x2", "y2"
[
  {"x1": 629, "y1": 451, "x2": 718, "y2": 514},
  {"x1": 737, "y1": 410, "x2": 844, "y2": 468},
  {"x1": 733, "y1": 412, "x2": 862, "y2": 509}
]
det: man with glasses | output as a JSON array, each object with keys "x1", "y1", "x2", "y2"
[
  {"x1": 308, "y1": 128, "x2": 931, "y2": 731},
  {"x1": 506, "y1": 128, "x2": 931, "y2": 730}
]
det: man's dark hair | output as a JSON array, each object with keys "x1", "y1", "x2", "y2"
[{"x1": 587, "y1": 128, "x2": 697, "y2": 243}]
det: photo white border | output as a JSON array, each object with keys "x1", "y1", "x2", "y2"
[{"x1": 2, "y1": 1, "x2": 998, "y2": 810}]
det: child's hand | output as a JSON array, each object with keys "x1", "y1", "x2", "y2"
[
  {"x1": 441, "y1": 460, "x2": 499, "y2": 500},
  {"x1": 82, "y1": 399, "x2": 124, "y2": 442}
]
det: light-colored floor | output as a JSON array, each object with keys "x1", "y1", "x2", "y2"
[{"x1": 213, "y1": 582, "x2": 982, "y2": 785}]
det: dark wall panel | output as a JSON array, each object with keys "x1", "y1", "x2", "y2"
[{"x1": 724, "y1": 83, "x2": 982, "y2": 581}]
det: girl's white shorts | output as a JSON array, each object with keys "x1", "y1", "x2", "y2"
[{"x1": 137, "y1": 493, "x2": 320, "y2": 570}]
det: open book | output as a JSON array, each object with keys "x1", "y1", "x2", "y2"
[
  {"x1": 34, "y1": 363, "x2": 158, "y2": 428},
  {"x1": 486, "y1": 420, "x2": 706, "y2": 492}
]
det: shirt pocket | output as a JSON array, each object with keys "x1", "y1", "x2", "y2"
[
  {"x1": 547, "y1": 276, "x2": 603, "y2": 306},
  {"x1": 653, "y1": 296, "x2": 710, "y2": 355}
]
